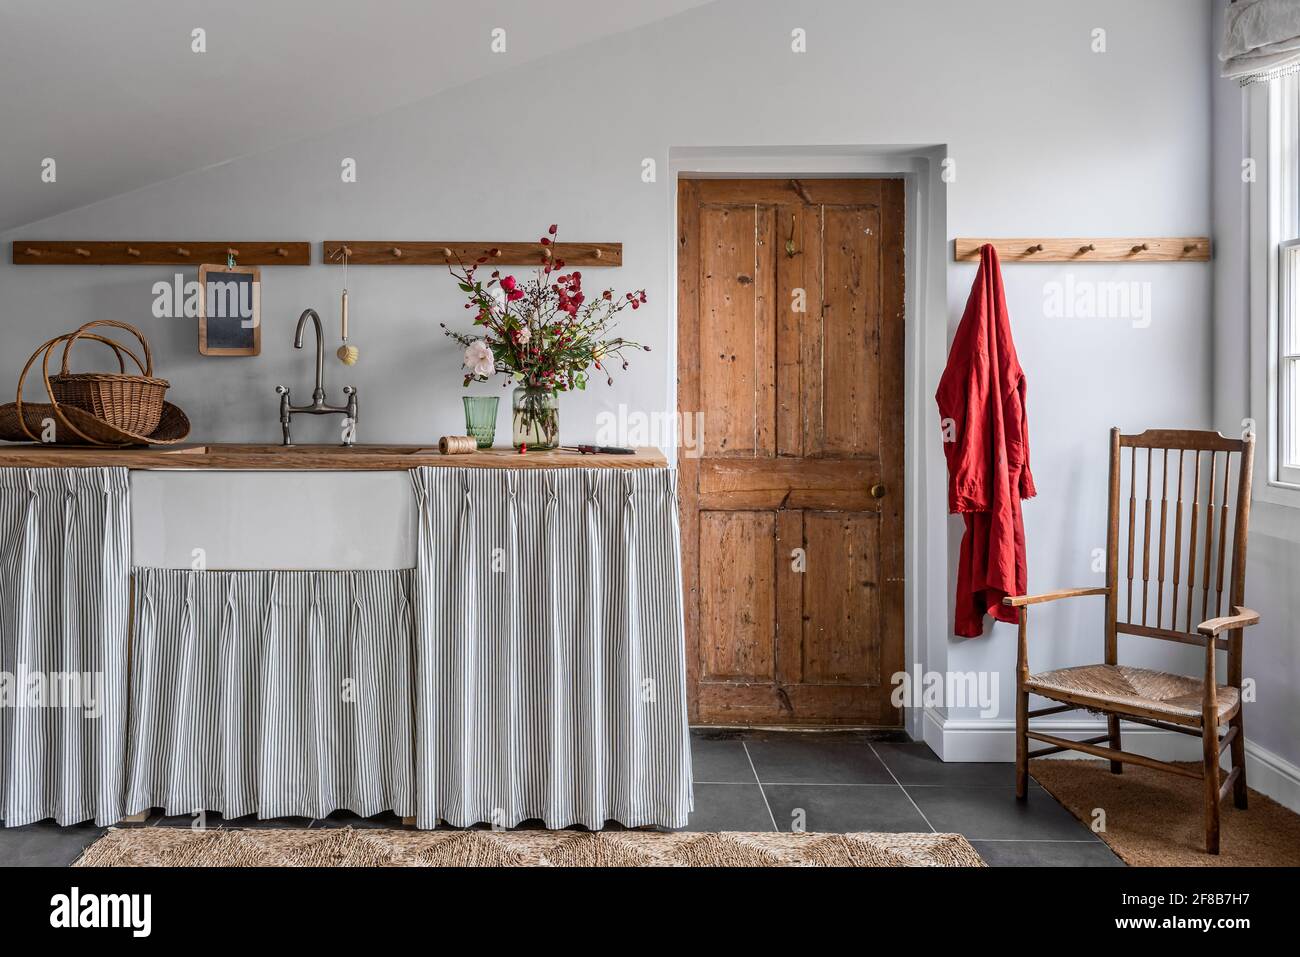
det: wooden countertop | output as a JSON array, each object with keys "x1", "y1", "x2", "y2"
[{"x1": 0, "y1": 444, "x2": 668, "y2": 470}]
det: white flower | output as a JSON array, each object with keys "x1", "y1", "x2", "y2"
[
  {"x1": 464, "y1": 340, "x2": 495, "y2": 378},
  {"x1": 515, "y1": 325, "x2": 532, "y2": 344}
]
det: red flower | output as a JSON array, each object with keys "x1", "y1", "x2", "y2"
[
  {"x1": 501, "y1": 275, "x2": 518, "y2": 293},
  {"x1": 540, "y1": 237, "x2": 551, "y2": 246},
  {"x1": 548, "y1": 224, "x2": 558, "y2": 234}
]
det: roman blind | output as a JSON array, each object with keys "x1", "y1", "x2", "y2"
[{"x1": 1222, "y1": 0, "x2": 1300, "y2": 84}]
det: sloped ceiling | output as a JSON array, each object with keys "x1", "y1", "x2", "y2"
[{"x1": 0, "y1": 0, "x2": 713, "y2": 231}]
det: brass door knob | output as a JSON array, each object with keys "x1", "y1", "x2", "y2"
[{"x1": 870, "y1": 483, "x2": 886, "y2": 499}]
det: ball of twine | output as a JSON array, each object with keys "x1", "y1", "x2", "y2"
[{"x1": 438, "y1": 435, "x2": 477, "y2": 455}]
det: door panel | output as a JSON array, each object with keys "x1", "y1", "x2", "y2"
[
  {"x1": 818, "y1": 206, "x2": 882, "y2": 457},
  {"x1": 801, "y1": 511, "x2": 881, "y2": 685},
  {"x1": 678, "y1": 177, "x2": 905, "y2": 727},
  {"x1": 698, "y1": 205, "x2": 777, "y2": 457},
  {"x1": 698, "y1": 511, "x2": 776, "y2": 681}
]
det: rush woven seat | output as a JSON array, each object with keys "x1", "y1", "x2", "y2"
[{"x1": 1026, "y1": 663, "x2": 1239, "y2": 725}]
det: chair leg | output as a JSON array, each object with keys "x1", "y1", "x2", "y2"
[
  {"x1": 1230, "y1": 712, "x2": 1248, "y2": 810},
  {"x1": 1015, "y1": 687, "x2": 1029, "y2": 800},
  {"x1": 1106, "y1": 714, "x2": 1122, "y2": 774},
  {"x1": 1203, "y1": 721, "x2": 1221, "y2": 855}
]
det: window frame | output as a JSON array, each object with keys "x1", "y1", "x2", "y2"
[
  {"x1": 1249, "y1": 77, "x2": 1300, "y2": 504},
  {"x1": 1279, "y1": 238, "x2": 1300, "y2": 486}
]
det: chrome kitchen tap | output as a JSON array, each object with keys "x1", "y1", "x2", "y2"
[{"x1": 275, "y1": 308, "x2": 358, "y2": 446}]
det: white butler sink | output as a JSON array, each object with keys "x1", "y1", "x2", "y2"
[{"x1": 130, "y1": 471, "x2": 416, "y2": 570}]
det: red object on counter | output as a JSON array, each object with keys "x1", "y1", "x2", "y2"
[{"x1": 936, "y1": 243, "x2": 1037, "y2": 638}]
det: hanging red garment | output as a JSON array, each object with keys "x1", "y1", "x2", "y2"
[{"x1": 936, "y1": 243, "x2": 1036, "y2": 638}]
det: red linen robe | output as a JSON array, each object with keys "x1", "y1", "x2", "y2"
[{"x1": 936, "y1": 244, "x2": 1036, "y2": 638}]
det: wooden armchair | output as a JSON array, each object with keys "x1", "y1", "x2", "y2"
[{"x1": 1006, "y1": 428, "x2": 1257, "y2": 854}]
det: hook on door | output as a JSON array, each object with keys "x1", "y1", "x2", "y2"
[{"x1": 785, "y1": 213, "x2": 802, "y2": 258}]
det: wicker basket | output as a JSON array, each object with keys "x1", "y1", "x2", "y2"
[
  {"x1": 48, "y1": 320, "x2": 168, "y2": 435},
  {"x1": 2, "y1": 326, "x2": 189, "y2": 447}
]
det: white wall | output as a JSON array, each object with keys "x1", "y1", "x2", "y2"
[{"x1": 0, "y1": 1, "x2": 1218, "y2": 747}]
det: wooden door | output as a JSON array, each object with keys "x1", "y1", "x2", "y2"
[{"x1": 677, "y1": 178, "x2": 905, "y2": 726}]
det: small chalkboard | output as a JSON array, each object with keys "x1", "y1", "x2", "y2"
[{"x1": 198, "y1": 264, "x2": 261, "y2": 355}]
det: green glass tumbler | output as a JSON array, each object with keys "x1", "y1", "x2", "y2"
[{"x1": 462, "y1": 395, "x2": 500, "y2": 449}]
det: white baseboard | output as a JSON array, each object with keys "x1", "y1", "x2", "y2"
[
  {"x1": 1242, "y1": 737, "x2": 1300, "y2": 813},
  {"x1": 920, "y1": 708, "x2": 1300, "y2": 814}
]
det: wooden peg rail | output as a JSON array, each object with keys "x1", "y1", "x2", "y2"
[
  {"x1": 953, "y1": 238, "x2": 1211, "y2": 263},
  {"x1": 11, "y1": 241, "x2": 311, "y2": 266},
  {"x1": 322, "y1": 241, "x2": 622, "y2": 268}
]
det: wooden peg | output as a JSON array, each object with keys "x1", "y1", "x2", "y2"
[
  {"x1": 343, "y1": 246, "x2": 352, "y2": 257},
  {"x1": 1131, "y1": 243, "x2": 1149, "y2": 253},
  {"x1": 441, "y1": 247, "x2": 453, "y2": 260},
  {"x1": 74, "y1": 247, "x2": 91, "y2": 257},
  {"x1": 592, "y1": 248, "x2": 603, "y2": 260},
  {"x1": 1026, "y1": 243, "x2": 1044, "y2": 253},
  {"x1": 276, "y1": 247, "x2": 289, "y2": 257},
  {"x1": 23, "y1": 247, "x2": 42, "y2": 257},
  {"x1": 1183, "y1": 242, "x2": 1199, "y2": 253},
  {"x1": 226, "y1": 247, "x2": 239, "y2": 259},
  {"x1": 490, "y1": 248, "x2": 502, "y2": 259},
  {"x1": 126, "y1": 247, "x2": 141, "y2": 257},
  {"x1": 541, "y1": 246, "x2": 553, "y2": 261},
  {"x1": 1079, "y1": 243, "x2": 1096, "y2": 253},
  {"x1": 391, "y1": 246, "x2": 403, "y2": 258},
  {"x1": 176, "y1": 246, "x2": 190, "y2": 257}
]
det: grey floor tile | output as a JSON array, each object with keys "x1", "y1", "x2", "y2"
[
  {"x1": 972, "y1": 840, "x2": 1124, "y2": 867},
  {"x1": 907, "y1": 786, "x2": 1099, "y2": 842},
  {"x1": 0, "y1": 822, "x2": 106, "y2": 866},
  {"x1": 744, "y1": 736, "x2": 894, "y2": 785},
  {"x1": 691, "y1": 736, "x2": 757, "y2": 783},
  {"x1": 872, "y1": 740, "x2": 1039, "y2": 788},
  {"x1": 763, "y1": 784, "x2": 931, "y2": 833},
  {"x1": 677, "y1": 783, "x2": 775, "y2": 832}
]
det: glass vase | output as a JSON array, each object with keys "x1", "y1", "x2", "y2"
[
  {"x1": 462, "y1": 395, "x2": 499, "y2": 449},
  {"x1": 512, "y1": 386, "x2": 559, "y2": 451}
]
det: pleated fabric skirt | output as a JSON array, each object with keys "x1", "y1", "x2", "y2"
[
  {"x1": 410, "y1": 466, "x2": 693, "y2": 830},
  {"x1": 0, "y1": 467, "x2": 130, "y2": 827},
  {"x1": 126, "y1": 568, "x2": 415, "y2": 821}
]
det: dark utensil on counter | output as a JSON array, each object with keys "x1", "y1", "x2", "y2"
[{"x1": 562, "y1": 445, "x2": 636, "y2": 455}]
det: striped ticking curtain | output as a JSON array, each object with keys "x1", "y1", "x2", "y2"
[
  {"x1": 127, "y1": 568, "x2": 415, "y2": 821},
  {"x1": 410, "y1": 466, "x2": 693, "y2": 830},
  {"x1": 0, "y1": 468, "x2": 130, "y2": 827}
]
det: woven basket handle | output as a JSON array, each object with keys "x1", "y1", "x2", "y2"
[
  {"x1": 15, "y1": 333, "x2": 135, "y2": 446},
  {"x1": 59, "y1": 319, "x2": 153, "y2": 377},
  {"x1": 56, "y1": 333, "x2": 141, "y2": 374}
]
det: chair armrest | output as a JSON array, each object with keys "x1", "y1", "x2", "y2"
[
  {"x1": 1196, "y1": 607, "x2": 1260, "y2": 637},
  {"x1": 1002, "y1": 587, "x2": 1108, "y2": 608}
]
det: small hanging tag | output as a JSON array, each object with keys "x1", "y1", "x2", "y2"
[{"x1": 226, "y1": 250, "x2": 236, "y2": 269}]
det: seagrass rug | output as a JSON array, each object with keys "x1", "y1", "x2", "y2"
[
  {"x1": 1031, "y1": 759, "x2": 1300, "y2": 866},
  {"x1": 74, "y1": 827, "x2": 985, "y2": 867}
]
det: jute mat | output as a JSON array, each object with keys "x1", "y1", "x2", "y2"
[
  {"x1": 74, "y1": 827, "x2": 984, "y2": 867},
  {"x1": 1031, "y1": 759, "x2": 1300, "y2": 866}
]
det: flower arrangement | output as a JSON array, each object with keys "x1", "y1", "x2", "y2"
[{"x1": 441, "y1": 224, "x2": 649, "y2": 450}]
